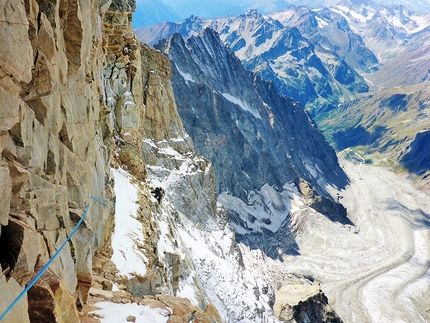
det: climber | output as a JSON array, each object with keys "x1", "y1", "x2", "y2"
[{"x1": 151, "y1": 187, "x2": 164, "y2": 204}]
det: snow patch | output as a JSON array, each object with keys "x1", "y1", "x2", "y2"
[
  {"x1": 177, "y1": 283, "x2": 199, "y2": 307},
  {"x1": 315, "y1": 16, "x2": 328, "y2": 28},
  {"x1": 91, "y1": 302, "x2": 170, "y2": 323},
  {"x1": 111, "y1": 168, "x2": 148, "y2": 278},
  {"x1": 157, "y1": 220, "x2": 175, "y2": 255},
  {"x1": 176, "y1": 64, "x2": 195, "y2": 83},
  {"x1": 219, "y1": 183, "x2": 303, "y2": 235}
]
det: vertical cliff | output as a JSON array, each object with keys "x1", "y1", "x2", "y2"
[{"x1": 0, "y1": 0, "x2": 118, "y2": 321}]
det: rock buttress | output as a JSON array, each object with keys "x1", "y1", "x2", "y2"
[{"x1": 0, "y1": 0, "x2": 124, "y2": 321}]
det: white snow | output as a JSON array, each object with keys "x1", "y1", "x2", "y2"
[
  {"x1": 221, "y1": 92, "x2": 262, "y2": 119},
  {"x1": 176, "y1": 282, "x2": 199, "y2": 307},
  {"x1": 157, "y1": 220, "x2": 175, "y2": 254},
  {"x1": 315, "y1": 16, "x2": 329, "y2": 28},
  {"x1": 111, "y1": 168, "x2": 148, "y2": 278},
  {"x1": 175, "y1": 64, "x2": 195, "y2": 83},
  {"x1": 219, "y1": 183, "x2": 303, "y2": 235},
  {"x1": 177, "y1": 220, "x2": 279, "y2": 323},
  {"x1": 91, "y1": 302, "x2": 170, "y2": 323}
]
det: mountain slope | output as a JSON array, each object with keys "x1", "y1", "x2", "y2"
[
  {"x1": 269, "y1": 6, "x2": 379, "y2": 74},
  {"x1": 365, "y1": 42, "x2": 430, "y2": 90},
  {"x1": 319, "y1": 81, "x2": 430, "y2": 184},
  {"x1": 330, "y1": 2, "x2": 430, "y2": 62},
  {"x1": 156, "y1": 29, "x2": 350, "y2": 241},
  {"x1": 137, "y1": 2, "x2": 429, "y2": 121}
]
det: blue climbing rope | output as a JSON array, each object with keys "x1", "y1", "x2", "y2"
[
  {"x1": 0, "y1": 195, "x2": 113, "y2": 321},
  {"x1": 90, "y1": 194, "x2": 115, "y2": 212}
]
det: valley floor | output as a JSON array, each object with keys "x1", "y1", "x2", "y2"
[{"x1": 241, "y1": 159, "x2": 430, "y2": 323}]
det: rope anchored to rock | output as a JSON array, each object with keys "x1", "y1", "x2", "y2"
[{"x1": 0, "y1": 195, "x2": 113, "y2": 321}]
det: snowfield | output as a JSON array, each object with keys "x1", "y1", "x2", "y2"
[{"x1": 111, "y1": 169, "x2": 148, "y2": 279}]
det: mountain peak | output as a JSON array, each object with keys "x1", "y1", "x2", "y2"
[
  {"x1": 184, "y1": 14, "x2": 203, "y2": 23},
  {"x1": 158, "y1": 27, "x2": 349, "y2": 203},
  {"x1": 245, "y1": 8, "x2": 263, "y2": 17}
]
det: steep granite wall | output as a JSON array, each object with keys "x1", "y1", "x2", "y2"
[{"x1": 0, "y1": 0, "x2": 122, "y2": 321}]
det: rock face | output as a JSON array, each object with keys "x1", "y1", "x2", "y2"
[
  {"x1": 0, "y1": 0, "x2": 117, "y2": 321},
  {"x1": 274, "y1": 285, "x2": 342, "y2": 323},
  {"x1": 156, "y1": 29, "x2": 349, "y2": 221}
]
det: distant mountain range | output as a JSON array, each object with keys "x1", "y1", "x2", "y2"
[
  {"x1": 137, "y1": 0, "x2": 430, "y2": 185},
  {"x1": 137, "y1": 2, "x2": 429, "y2": 119}
]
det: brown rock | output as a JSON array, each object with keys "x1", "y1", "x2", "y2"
[
  {"x1": 2, "y1": 217, "x2": 43, "y2": 285},
  {"x1": 102, "y1": 279, "x2": 113, "y2": 291},
  {"x1": 0, "y1": 0, "x2": 33, "y2": 83},
  {"x1": 154, "y1": 295, "x2": 223, "y2": 323},
  {"x1": 274, "y1": 285, "x2": 343, "y2": 323},
  {"x1": 0, "y1": 275, "x2": 30, "y2": 323},
  {"x1": 0, "y1": 87, "x2": 21, "y2": 132},
  {"x1": 1, "y1": 0, "x2": 117, "y2": 319},
  {"x1": 27, "y1": 257, "x2": 80, "y2": 323},
  {"x1": 0, "y1": 161, "x2": 11, "y2": 226},
  {"x1": 296, "y1": 178, "x2": 348, "y2": 223}
]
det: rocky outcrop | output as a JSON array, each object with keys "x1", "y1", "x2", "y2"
[
  {"x1": 274, "y1": 285, "x2": 342, "y2": 323},
  {"x1": 295, "y1": 179, "x2": 349, "y2": 224}
]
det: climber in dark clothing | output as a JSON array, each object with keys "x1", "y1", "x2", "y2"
[{"x1": 151, "y1": 187, "x2": 164, "y2": 204}]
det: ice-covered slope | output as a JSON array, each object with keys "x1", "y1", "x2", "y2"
[{"x1": 110, "y1": 163, "x2": 278, "y2": 322}]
